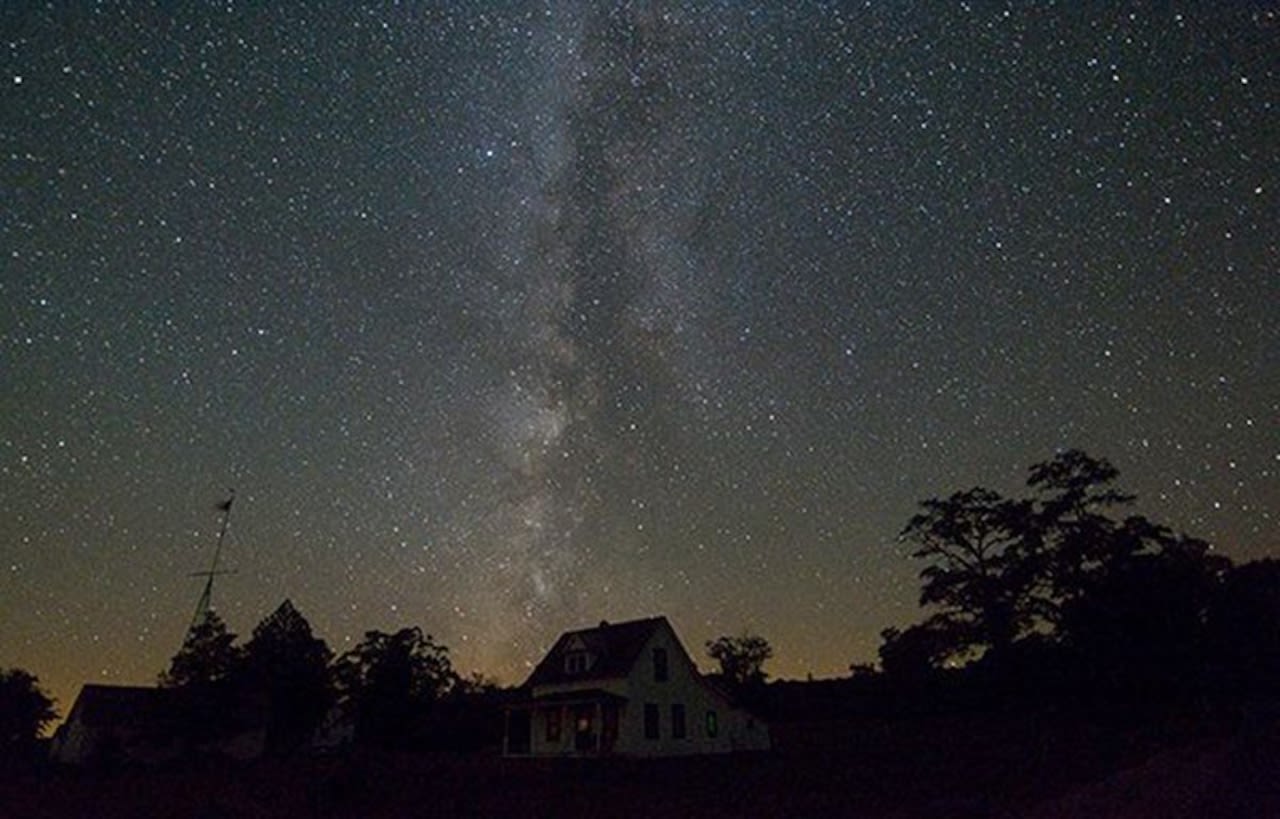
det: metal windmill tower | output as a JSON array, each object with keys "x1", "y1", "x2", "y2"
[{"x1": 187, "y1": 489, "x2": 237, "y2": 633}]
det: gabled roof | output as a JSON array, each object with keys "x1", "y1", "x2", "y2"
[
  {"x1": 66, "y1": 684, "x2": 170, "y2": 728},
  {"x1": 524, "y1": 616, "x2": 668, "y2": 687}
]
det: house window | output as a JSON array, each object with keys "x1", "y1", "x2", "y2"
[
  {"x1": 652, "y1": 647, "x2": 669, "y2": 682},
  {"x1": 643, "y1": 703, "x2": 660, "y2": 740},
  {"x1": 546, "y1": 709, "x2": 562, "y2": 743},
  {"x1": 671, "y1": 703, "x2": 686, "y2": 739},
  {"x1": 705, "y1": 710, "x2": 718, "y2": 738},
  {"x1": 564, "y1": 651, "x2": 591, "y2": 674}
]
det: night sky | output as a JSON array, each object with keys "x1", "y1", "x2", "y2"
[{"x1": 3, "y1": 3, "x2": 1276, "y2": 717}]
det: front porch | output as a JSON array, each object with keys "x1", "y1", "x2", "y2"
[{"x1": 504, "y1": 689, "x2": 627, "y2": 756}]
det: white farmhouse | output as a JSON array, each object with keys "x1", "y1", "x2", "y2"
[{"x1": 504, "y1": 616, "x2": 770, "y2": 757}]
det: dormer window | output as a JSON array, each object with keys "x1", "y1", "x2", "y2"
[{"x1": 564, "y1": 650, "x2": 592, "y2": 674}]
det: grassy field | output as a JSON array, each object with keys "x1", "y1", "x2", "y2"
[{"x1": 3, "y1": 711, "x2": 1275, "y2": 818}]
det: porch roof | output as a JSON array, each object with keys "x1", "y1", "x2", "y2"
[{"x1": 506, "y1": 688, "x2": 628, "y2": 709}]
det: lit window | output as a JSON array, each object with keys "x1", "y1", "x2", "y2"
[{"x1": 705, "y1": 710, "x2": 718, "y2": 738}]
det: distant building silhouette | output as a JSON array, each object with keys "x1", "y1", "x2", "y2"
[
  {"x1": 49, "y1": 684, "x2": 265, "y2": 765},
  {"x1": 50, "y1": 685, "x2": 177, "y2": 765},
  {"x1": 504, "y1": 616, "x2": 770, "y2": 757}
]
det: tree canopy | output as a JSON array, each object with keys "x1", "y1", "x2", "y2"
[
  {"x1": 0, "y1": 668, "x2": 57, "y2": 759},
  {"x1": 333, "y1": 627, "x2": 456, "y2": 748},
  {"x1": 706, "y1": 633, "x2": 773, "y2": 687},
  {"x1": 242, "y1": 599, "x2": 334, "y2": 754},
  {"x1": 900, "y1": 487, "x2": 1037, "y2": 660},
  {"x1": 159, "y1": 609, "x2": 245, "y2": 747},
  {"x1": 889, "y1": 449, "x2": 1235, "y2": 694},
  {"x1": 150, "y1": 603, "x2": 475, "y2": 754},
  {"x1": 160, "y1": 609, "x2": 241, "y2": 689}
]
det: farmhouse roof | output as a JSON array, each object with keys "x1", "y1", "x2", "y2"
[{"x1": 524, "y1": 616, "x2": 668, "y2": 687}]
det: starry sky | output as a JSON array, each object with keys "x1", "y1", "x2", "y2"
[{"x1": 2, "y1": 3, "x2": 1276, "y2": 717}]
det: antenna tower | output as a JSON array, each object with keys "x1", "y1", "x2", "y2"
[{"x1": 187, "y1": 489, "x2": 237, "y2": 633}]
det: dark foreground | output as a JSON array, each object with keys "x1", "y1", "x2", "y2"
[{"x1": 5, "y1": 711, "x2": 1278, "y2": 818}]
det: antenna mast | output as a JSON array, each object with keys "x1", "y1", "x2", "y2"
[{"x1": 187, "y1": 489, "x2": 236, "y2": 632}]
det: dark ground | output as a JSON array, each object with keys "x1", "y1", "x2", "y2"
[{"x1": 4, "y1": 710, "x2": 1277, "y2": 818}]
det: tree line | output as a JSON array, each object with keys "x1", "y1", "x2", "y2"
[
  {"x1": 877, "y1": 449, "x2": 1279, "y2": 706},
  {"x1": 3, "y1": 448, "x2": 1276, "y2": 761},
  {"x1": 158, "y1": 599, "x2": 490, "y2": 755}
]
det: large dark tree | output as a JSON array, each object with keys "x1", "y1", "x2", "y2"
[
  {"x1": 1204, "y1": 558, "x2": 1280, "y2": 694},
  {"x1": 1056, "y1": 532, "x2": 1227, "y2": 692},
  {"x1": 1028, "y1": 451, "x2": 1231, "y2": 685},
  {"x1": 1027, "y1": 449, "x2": 1145, "y2": 610},
  {"x1": 160, "y1": 609, "x2": 242, "y2": 688},
  {"x1": 0, "y1": 668, "x2": 57, "y2": 761},
  {"x1": 333, "y1": 627, "x2": 455, "y2": 749},
  {"x1": 889, "y1": 450, "x2": 1234, "y2": 694},
  {"x1": 899, "y1": 487, "x2": 1039, "y2": 660},
  {"x1": 877, "y1": 623, "x2": 957, "y2": 680},
  {"x1": 242, "y1": 599, "x2": 334, "y2": 754},
  {"x1": 706, "y1": 633, "x2": 773, "y2": 687},
  {"x1": 160, "y1": 610, "x2": 245, "y2": 748}
]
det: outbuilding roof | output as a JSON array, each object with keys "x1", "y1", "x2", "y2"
[{"x1": 64, "y1": 684, "x2": 170, "y2": 728}]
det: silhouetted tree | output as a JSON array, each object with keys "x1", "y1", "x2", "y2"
[
  {"x1": 454, "y1": 671, "x2": 501, "y2": 696},
  {"x1": 0, "y1": 668, "x2": 57, "y2": 761},
  {"x1": 428, "y1": 671, "x2": 506, "y2": 752},
  {"x1": 878, "y1": 622, "x2": 957, "y2": 680},
  {"x1": 333, "y1": 627, "x2": 455, "y2": 749},
  {"x1": 899, "y1": 487, "x2": 1039, "y2": 659},
  {"x1": 242, "y1": 599, "x2": 334, "y2": 754},
  {"x1": 890, "y1": 450, "x2": 1236, "y2": 697},
  {"x1": 1057, "y1": 533, "x2": 1227, "y2": 694},
  {"x1": 1024, "y1": 451, "x2": 1232, "y2": 691},
  {"x1": 160, "y1": 610, "x2": 245, "y2": 748},
  {"x1": 1205, "y1": 558, "x2": 1280, "y2": 694},
  {"x1": 1027, "y1": 449, "x2": 1135, "y2": 517},
  {"x1": 161, "y1": 610, "x2": 242, "y2": 688},
  {"x1": 706, "y1": 633, "x2": 773, "y2": 687},
  {"x1": 1027, "y1": 450, "x2": 1146, "y2": 614}
]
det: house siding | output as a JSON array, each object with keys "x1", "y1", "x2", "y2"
[{"x1": 612, "y1": 622, "x2": 768, "y2": 755}]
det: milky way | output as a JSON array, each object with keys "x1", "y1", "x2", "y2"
[{"x1": 1, "y1": 3, "x2": 1275, "y2": 716}]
